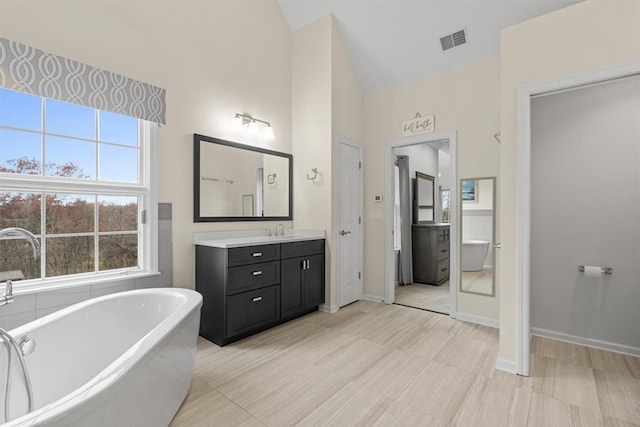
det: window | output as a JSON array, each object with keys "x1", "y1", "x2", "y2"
[{"x1": 0, "y1": 88, "x2": 156, "y2": 285}]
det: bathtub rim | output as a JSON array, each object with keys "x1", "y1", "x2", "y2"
[{"x1": 3, "y1": 287, "x2": 202, "y2": 426}]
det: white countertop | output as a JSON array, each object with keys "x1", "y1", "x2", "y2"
[{"x1": 193, "y1": 229, "x2": 325, "y2": 248}]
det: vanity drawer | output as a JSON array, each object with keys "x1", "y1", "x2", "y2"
[
  {"x1": 227, "y1": 261, "x2": 280, "y2": 295},
  {"x1": 228, "y1": 244, "x2": 280, "y2": 267},
  {"x1": 437, "y1": 242, "x2": 450, "y2": 261},
  {"x1": 281, "y1": 239, "x2": 325, "y2": 259},
  {"x1": 436, "y1": 259, "x2": 450, "y2": 282},
  {"x1": 226, "y1": 285, "x2": 280, "y2": 337}
]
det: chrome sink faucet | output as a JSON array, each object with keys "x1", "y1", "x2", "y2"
[{"x1": 0, "y1": 227, "x2": 41, "y2": 306}]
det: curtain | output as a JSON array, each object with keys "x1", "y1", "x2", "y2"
[
  {"x1": 0, "y1": 38, "x2": 166, "y2": 124},
  {"x1": 396, "y1": 155, "x2": 413, "y2": 285}
]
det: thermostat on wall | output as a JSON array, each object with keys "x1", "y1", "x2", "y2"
[{"x1": 373, "y1": 194, "x2": 383, "y2": 203}]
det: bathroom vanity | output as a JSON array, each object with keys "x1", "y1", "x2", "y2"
[
  {"x1": 411, "y1": 224, "x2": 450, "y2": 285},
  {"x1": 194, "y1": 232, "x2": 325, "y2": 346}
]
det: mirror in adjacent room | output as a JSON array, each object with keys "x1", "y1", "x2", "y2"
[
  {"x1": 460, "y1": 177, "x2": 496, "y2": 296},
  {"x1": 194, "y1": 134, "x2": 292, "y2": 222},
  {"x1": 413, "y1": 172, "x2": 435, "y2": 223}
]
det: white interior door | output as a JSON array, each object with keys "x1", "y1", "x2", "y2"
[{"x1": 338, "y1": 141, "x2": 363, "y2": 307}]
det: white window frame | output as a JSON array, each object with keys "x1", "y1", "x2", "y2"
[{"x1": 0, "y1": 113, "x2": 158, "y2": 293}]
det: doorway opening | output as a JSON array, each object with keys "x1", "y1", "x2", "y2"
[
  {"x1": 384, "y1": 131, "x2": 458, "y2": 316},
  {"x1": 516, "y1": 61, "x2": 640, "y2": 376}
]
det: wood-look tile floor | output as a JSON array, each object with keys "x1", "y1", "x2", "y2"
[
  {"x1": 394, "y1": 281, "x2": 450, "y2": 314},
  {"x1": 171, "y1": 302, "x2": 640, "y2": 427}
]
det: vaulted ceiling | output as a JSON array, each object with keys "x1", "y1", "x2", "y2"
[{"x1": 277, "y1": 0, "x2": 583, "y2": 92}]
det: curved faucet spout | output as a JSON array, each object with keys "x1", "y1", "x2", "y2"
[{"x1": 0, "y1": 227, "x2": 41, "y2": 259}]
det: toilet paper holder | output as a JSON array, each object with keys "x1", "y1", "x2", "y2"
[{"x1": 578, "y1": 265, "x2": 613, "y2": 275}]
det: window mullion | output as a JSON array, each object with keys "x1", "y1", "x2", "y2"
[
  {"x1": 40, "y1": 191, "x2": 46, "y2": 279},
  {"x1": 94, "y1": 194, "x2": 99, "y2": 273}
]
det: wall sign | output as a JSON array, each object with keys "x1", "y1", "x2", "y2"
[{"x1": 401, "y1": 113, "x2": 434, "y2": 137}]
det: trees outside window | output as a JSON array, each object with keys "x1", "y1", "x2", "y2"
[{"x1": 0, "y1": 88, "x2": 153, "y2": 284}]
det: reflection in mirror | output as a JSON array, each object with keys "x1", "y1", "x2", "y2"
[
  {"x1": 460, "y1": 177, "x2": 496, "y2": 296},
  {"x1": 194, "y1": 134, "x2": 292, "y2": 222},
  {"x1": 413, "y1": 172, "x2": 435, "y2": 223}
]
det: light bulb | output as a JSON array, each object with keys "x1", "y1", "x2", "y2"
[
  {"x1": 247, "y1": 120, "x2": 258, "y2": 134},
  {"x1": 263, "y1": 125, "x2": 275, "y2": 140}
]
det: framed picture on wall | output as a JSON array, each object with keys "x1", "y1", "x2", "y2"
[{"x1": 461, "y1": 179, "x2": 477, "y2": 202}]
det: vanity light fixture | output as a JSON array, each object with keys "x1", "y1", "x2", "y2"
[{"x1": 233, "y1": 113, "x2": 275, "y2": 140}]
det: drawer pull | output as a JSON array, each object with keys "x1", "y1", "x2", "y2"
[
  {"x1": 252, "y1": 271, "x2": 263, "y2": 276},
  {"x1": 252, "y1": 252, "x2": 263, "y2": 257},
  {"x1": 252, "y1": 296, "x2": 263, "y2": 302},
  {"x1": 441, "y1": 249, "x2": 448, "y2": 253},
  {"x1": 441, "y1": 268, "x2": 448, "y2": 272}
]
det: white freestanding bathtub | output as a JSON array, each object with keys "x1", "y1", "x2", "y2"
[
  {"x1": 0, "y1": 288, "x2": 202, "y2": 426},
  {"x1": 461, "y1": 240, "x2": 490, "y2": 271}
]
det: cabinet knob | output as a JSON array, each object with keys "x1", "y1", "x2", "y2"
[
  {"x1": 252, "y1": 271, "x2": 263, "y2": 276},
  {"x1": 252, "y1": 252, "x2": 263, "y2": 257},
  {"x1": 252, "y1": 296, "x2": 263, "y2": 302}
]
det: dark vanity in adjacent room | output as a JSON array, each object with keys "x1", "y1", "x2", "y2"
[
  {"x1": 192, "y1": 134, "x2": 325, "y2": 346},
  {"x1": 411, "y1": 171, "x2": 450, "y2": 285}
]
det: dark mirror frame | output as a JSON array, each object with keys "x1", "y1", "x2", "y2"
[{"x1": 193, "y1": 133, "x2": 293, "y2": 222}]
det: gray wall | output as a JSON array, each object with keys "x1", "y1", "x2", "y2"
[
  {"x1": 0, "y1": 203, "x2": 173, "y2": 330},
  {"x1": 531, "y1": 75, "x2": 640, "y2": 351}
]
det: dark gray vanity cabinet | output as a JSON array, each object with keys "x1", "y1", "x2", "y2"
[
  {"x1": 280, "y1": 240, "x2": 325, "y2": 320},
  {"x1": 196, "y1": 239, "x2": 325, "y2": 346},
  {"x1": 412, "y1": 224, "x2": 450, "y2": 285}
]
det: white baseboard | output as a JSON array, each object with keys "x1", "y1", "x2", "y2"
[
  {"x1": 362, "y1": 294, "x2": 385, "y2": 304},
  {"x1": 495, "y1": 358, "x2": 518, "y2": 374},
  {"x1": 318, "y1": 304, "x2": 338, "y2": 314},
  {"x1": 532, "y1": 327, "x2": 640, "y2": 357},
  {"x1": 454, "y1": 312, "x2": 499, "y2": 329}
]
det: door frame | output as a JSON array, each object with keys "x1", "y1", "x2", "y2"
[
  {"x1": 515, "y1": 60, "x2": 640, "y2": 376},
  {"x1": 335, "y1": 138, "x2": 364, "y2": 307},
  {"x1": 384, "y1": 130, "x2": 458, "y2": 317}
]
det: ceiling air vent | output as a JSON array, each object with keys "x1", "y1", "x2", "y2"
[{"x1": 440, "y1": 29, "x2": 468, "y2": 52}]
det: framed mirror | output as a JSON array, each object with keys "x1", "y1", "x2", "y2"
[
  {"x1": 413, "y1": 172, "x2": 435, "y2": 224},
  {"x1": 460, "y1": 177, "x2": 496, "y2": 296},
  {"x1": 194, "y1": 134, "x2": 293, "y2": 222}
]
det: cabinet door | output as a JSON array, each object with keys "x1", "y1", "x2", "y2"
[
  {"x1": 281, "y1": 256, "x2": 304, "y2": 318},
  {"x1": 304, "y1": 253, "x2": 325, "y2": 309}
]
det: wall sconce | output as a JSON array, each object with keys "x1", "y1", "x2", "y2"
[{"x1": 233, "y1": 113, "x2": 275, "y2": 140}]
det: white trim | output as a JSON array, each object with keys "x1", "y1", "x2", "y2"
[
  {"x1": 515, "y1": 59, "x2": 640, "y2": 377},
  {"x1": 384, "y1": 131, "x2": 458, "y2": 318},
  {"x1": 319, "y1": 304, "x2": 339, "y2": 314},
  {"x1": 495, "y1": 358, "x2": 518, "y2": 375},
  {"x1": 532, "y1": 327, "x2": 640, "y2": 358},
  {"x1": 335, "y1": 137, "x2": 364, "y2": 308},
  {"x1": 362, "y1": 294, "x2": 385, "y2": 304},
  {"x1": 454, "y1": 312, "x2": 499, "y2": 329}
]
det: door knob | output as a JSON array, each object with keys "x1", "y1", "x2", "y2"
[
  {"x1": 340, "y1": 230, "x2": 351, "y2": 236},
  {"x1": 493, "y1": 242, "x2": 501, "y2": 249}
]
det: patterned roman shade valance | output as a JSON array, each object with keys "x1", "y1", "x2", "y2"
[{"x1": 0, "y1": 38, "x2": 166, "y2": 125}]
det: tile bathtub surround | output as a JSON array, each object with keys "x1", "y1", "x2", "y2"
[{"x1": 171, "y1": 301, "x2": 640, "y2": 427}]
